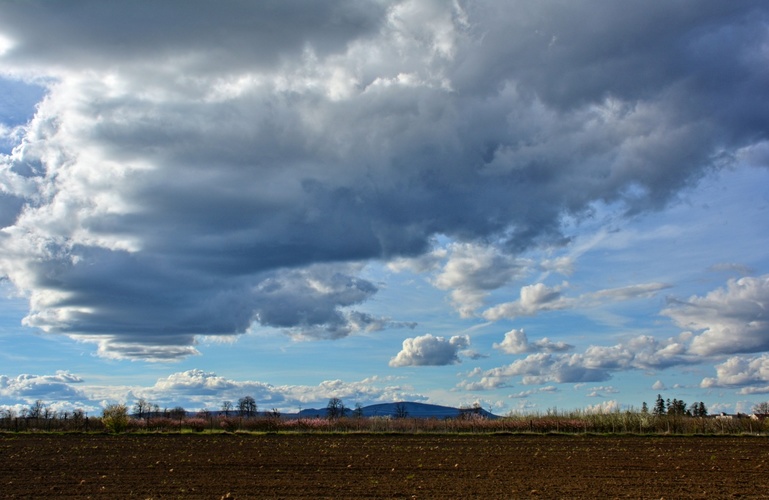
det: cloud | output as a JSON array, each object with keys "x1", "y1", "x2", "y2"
[
  {"x1": 483, "y1": 282, "x2": 670, "y2": 320},
  {"x1": 708, "y1": 263, "x2": 754, "y2": 276},
  {"x1": 493, "y1": 328, "x2": 573, "y2": 354},
  {"x1": 583, "y1": 400, "x2": 620, "y2": 414},
  {"x1": 0, "y1": 369, "x2": 429, "y2": 412},
  {"x1": 142, "y1": 370, "x2": 429, "y2": 409},
  {"x1": 507, "y1": 386, "x2": 558, "y2": 399},
  {"x1": 585, "y1": 385, "x2": 619, "y2": 397},
  {"x1": 0, "y1": 1, "x2": 767, "y2": 358},
  {"x1": 432, "y1": 243, "x2": 530, "y2": 317},
  {"x1": 0, "y1": 371, "x2": 89, "y2": 405},
  {"x1": 664, "y1": 275, "x2": 769, "y2": 356},
  {"x1": 484, "y1": 353, "x2": 612, "y2": 386},
  {"x1": 540, "y1": 256, "x2": 575, "y2": 277},
  {"x1": 389, "y1": 333, "x2": 470, "y2": 367},
  {"x1": 483, "y1": 283, "x2": 569, "y2": 320},
  {"x1": 387, "y1": 247, "x2": 447, "y2": 274},
  {"x1": 700, "y1": 355, "x2": 769, "y2": 394},
  {"x1": 150, "y1": 372, "x2": 428, "y2": 410},
  {"x1": 465, "y1": 333, "x2": 693, "y2": 388},
  {"x1": 652, "y1": 380, "x2": 666, "y2": 391}
]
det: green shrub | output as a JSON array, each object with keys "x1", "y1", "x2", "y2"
[{"x1": 102, "y1": 404, "x2": 129, "y2": 433}]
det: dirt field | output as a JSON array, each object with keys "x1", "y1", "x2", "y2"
[{"x1": 1, "y1": 433, "x2": 767, "y2": 498}]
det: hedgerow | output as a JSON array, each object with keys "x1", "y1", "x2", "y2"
[{"x1": 2, "y1": 409, "x2": 768, "y2": 435}]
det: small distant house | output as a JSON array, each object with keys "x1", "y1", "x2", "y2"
[{"x1": 715, "y1": 412, "x2": 749, "y2": 420}]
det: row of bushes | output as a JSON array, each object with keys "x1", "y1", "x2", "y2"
[{"x1": 3, "y1": 411, "x2": 769, "y2": 435}]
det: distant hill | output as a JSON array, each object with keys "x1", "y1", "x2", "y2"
[
  {"x1": 294, "y1": 401, "x2": 498, "y2": 420},
  {"x1": 133, "y1": 401, "x2": 499, "y2": 420}
]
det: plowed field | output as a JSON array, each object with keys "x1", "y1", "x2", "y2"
[{"x1": 1, "y1": 433, "x2": 767, "y2": 498}]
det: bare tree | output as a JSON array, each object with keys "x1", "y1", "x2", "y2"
[
  {"x1": 221, "y1": 400, "x2": 233, "y2": 417},
  {"x1": 753, "y1": 401, "x2": 769, "y2": 414},
  {"x1": 27, "y1": 400, "x2": 46, "y2": 419},
  {"x1": 133, "y1": 398, "x2": 151, "y2": 420},
  {"x1": 394, "y1": 402, "x2": 409, "y2": 419},
  {"x1": 72, "y1": 408, "x2": 85, "y2": 423},
  {"x1": 326, "y1": 397, "x2": 345, "y2": 419},
  {"x1": 238, "y1": 396, "x2": 257, "y2": 417}
]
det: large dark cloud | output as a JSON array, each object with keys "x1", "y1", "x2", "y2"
[
  {"x1": 0, "y1": 0, "x2": 385, "y2": 73},
  {"x1": 0, "y1": 0, "x2": 767, "y2": 358}
]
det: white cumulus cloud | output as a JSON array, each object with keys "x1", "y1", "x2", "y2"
[
  {"x1": 665, "y1": 275, "x2": 769, "y2": 356},
  {"x1": 389, "y1": 333, "x2": 470, "y2": 367}
]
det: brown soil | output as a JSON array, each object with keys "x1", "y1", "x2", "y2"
[{"x1": 1, "y1": 433, "x2": 767, "y2": 498}]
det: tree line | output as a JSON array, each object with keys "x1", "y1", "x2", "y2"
[
  {"x1": 4, "y1": 395, "x2": 769, "y2": 436},
  {"x1": 643, "y1": 395, "x2": 708, "y2": 417}
]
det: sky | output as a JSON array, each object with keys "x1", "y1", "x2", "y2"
[{"x1": 0, "y1": 0, "x2": 768, "y2": 417}]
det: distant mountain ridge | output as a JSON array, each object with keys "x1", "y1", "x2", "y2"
[{"x1": 294, "y1": 401, "x2": 498, "y2": 419}]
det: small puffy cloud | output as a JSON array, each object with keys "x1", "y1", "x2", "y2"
[
  {"x1": 652, "y1": 380, "x2": 666, "y2": 391},
  {"x1": 483, "y1": 282, "x2": 670, "y2": 320},
  {"x1": 389, "y1": 333, "x2": 470, "y2": 367},
  {"x1": 664, "y1": 275, "x2": 769, "y2": 356},
  {"x1": 493, "y1": 328, "x2": 573, "y2": 354}
]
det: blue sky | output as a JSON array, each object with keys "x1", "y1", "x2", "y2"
[{"x1": 1, "y1": 0, "x2": 768, "y2": 417}]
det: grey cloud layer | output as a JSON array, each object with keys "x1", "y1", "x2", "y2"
[{"x1": 0, "y1": 0, "x2": 767, "y2": 357}]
